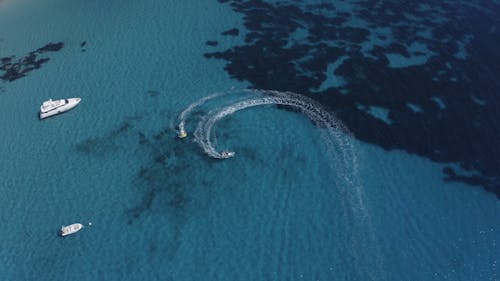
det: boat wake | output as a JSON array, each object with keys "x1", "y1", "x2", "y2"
[
  {"x1": 176, "y1": 89, "x2": 383, "y2": 277},
  {"x1": 180, "y1": 89, "x2": 368, "y2": 216},
  {"x1": 177, "y1": 90, "x2": 234, "y2": 137},
  {"x1": 193, "y1": 91, "x2": 349, "y2": 160},
  {"x1": 190, "y1": 90, "x2": 368, "y2": 220}
]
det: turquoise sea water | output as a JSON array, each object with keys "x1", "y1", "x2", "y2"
[{"x1": 0, "y1": 1, "x2": 498, "y2": 280}]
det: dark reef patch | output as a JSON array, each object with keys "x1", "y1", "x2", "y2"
[
  {"x1": 207, "y1": 0, "x2": 500, "y2": 197},
  {"x1": 74, "y1": 136, "x2": 119, "y2": 155},
  {"x1": 125, "y1": 135, "x2": 206, "y2": 225},
  {"x1": 75, "y1": 118, "x2": 139, "y2": 156},
  {"x1": 0, "y1": 42, "x2": 64, "y2": 82},
  {"x1": 221, "y1": 28, "x2": 239, "y2": 36},
  {"x1": 80, "y1": 41, "x2": 87, "y2": 52},
  {"x1": 146, "y1": 90, "x2": 160, "y2": 97},
  {"x1": 75, "y1": 108, "x2": 214, "y2": 231},
  {"x1": 206, "y1": 40, "x2": 219, "y2": 46},
  {"x1": 37, "y1": 42, "x2": 63, "y2": 53}
]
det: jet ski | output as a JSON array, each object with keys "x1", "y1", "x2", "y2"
[{"x1": 220, "y1": 151, "x2": 235, "y2": 158}]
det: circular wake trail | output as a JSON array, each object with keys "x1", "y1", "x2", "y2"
[
  {"x1": 193, "y1": 92, "x2": 348, "y2": 159},
  {"x1": 177, "y1": 91, "x2": 229, "y2": 134},
  {"x1": 192, "y1": 89, "x2": 368, "y2": 233},
  {"x1": 187, "y1": 89, "x2": 383, "y2": 277}
]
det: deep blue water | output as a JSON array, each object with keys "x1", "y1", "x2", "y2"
[{"x1": 0, "y1": 1, "x2": 498, "y2": 280}]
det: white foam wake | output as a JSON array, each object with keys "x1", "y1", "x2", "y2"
[
  {"x1": 177, "y1": 90, "x2": 230, "y2": 135},
  {"x1": 181, "y1": 89, "x2": 382, "y2": 277},
  {"x1": 191, "y1": 89, "x2": 368, "y2": 233},
  {"x1": 193, "y1": 91, "x2": 349, "y2": 159}
]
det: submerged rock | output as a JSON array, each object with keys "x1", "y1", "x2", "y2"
[{"x1": 0, "y1": 42, "x2": 64, "y2": 82}]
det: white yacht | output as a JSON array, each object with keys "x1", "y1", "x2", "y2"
[
  {"x1": 220, "y1": 151, "x2": 235, "y2": 158},
  {"x1": 60, "y1": 223, "x2": 83, "y2": 237},
  {"x1": 40, "y1": 98, "x2": 81, "y2": 119}
]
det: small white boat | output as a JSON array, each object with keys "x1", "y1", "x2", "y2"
[
  {"x1": 178, "y1": 128, "x2": 187, "y2": 138},
  {"x1": 220, "y1": 151, "x2": 235, "y2": 158},
  {"x1": 177, "y1": 122, "x2": 187, "y2": 138},
  {"x1": 60, "y1": 223, "x2": 83, "y2": 237},
  {"x1": 40, "y1": 98, "x2": 81, "y2": 119}
]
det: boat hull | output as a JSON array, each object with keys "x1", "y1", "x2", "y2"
[
  {"x1": 40, "y1": 98, "x2": 81, "y2": 119},
  {"x1": 60, "y1": 223, "x2": 83, "y2": 236},
  {"x1": 220, "y1": 151, "x2": 235, "y2": 158}
]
